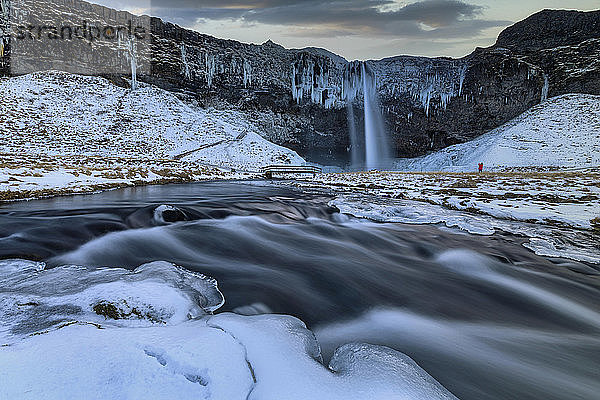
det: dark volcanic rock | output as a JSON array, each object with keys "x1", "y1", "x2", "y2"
[
  {"x1": 495, "y1": 9, "x2": 600, "y2": 53},
  {"x1": 1, "y1": 1, "x2": 599, "y2": 165}
]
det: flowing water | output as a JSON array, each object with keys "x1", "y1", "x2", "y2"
[
  {"x1": 0, "y1": 181, "x2": 598, "y2": 400},
  {"x1": 345, "y1": 61, "x2": 390, "y2": 170},
  {"x1": 361, "y1": 63, "x2": 389, "y2": 170}
]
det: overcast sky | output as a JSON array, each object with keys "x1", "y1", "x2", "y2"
[{"x1": 96, "y1": 0, "x2": 599, "y2": 60}]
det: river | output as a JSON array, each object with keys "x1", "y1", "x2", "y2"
[{"x1": 1, "y1": 181, "x2": 598, "y2": 400}]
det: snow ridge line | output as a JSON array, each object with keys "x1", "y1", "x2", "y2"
[{"x1": 205, "y1": 318, "x2": 258, "y2": 400}]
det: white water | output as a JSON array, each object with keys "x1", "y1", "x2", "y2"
[
  {"x1": 438, "y1": 250, "x2": 600, "y2": 330},
  {"x1": 345, "y1": 62, "x2": 390, "y2": 170}
]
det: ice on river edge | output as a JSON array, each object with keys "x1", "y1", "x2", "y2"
[
  {"x1": 0, "y1": 260, "x2": 458, "y2": 400},
  {"x1": 329, "y1": 195, "x2": 600, "y2": 264}
]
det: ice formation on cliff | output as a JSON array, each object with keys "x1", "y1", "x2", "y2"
[
  {"x1": 541, "y1": 73, "x2": 549, "y2": 102},
  {"x1": 290, "y1": 54, "x2": 474, "y2": 118},
  {"x1": 0, "y1": 0, "x2": 8, "y2": 59},
  {"x1": 373, "y1": 58, "x2": 470, "y2": 117},
  {"x1": 291, "y1": 54, "x2": 338, "y2": 108},
  {"x1": 127, "y1": 36, "x2": 138, "y2": 90},
  {"x1": 181, "y1": 44, "x2": 192, "y2": 80}
]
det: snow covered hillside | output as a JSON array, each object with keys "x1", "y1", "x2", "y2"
[
  {"x1": 0, "y1": 71, "x2": 306, "y2": 199},
  {"x1": 395, "y1": 94, "x2": 600, "y2": 172},
  {"x1": 0, "y1": 71, "x2": 304, "y2": 170}
]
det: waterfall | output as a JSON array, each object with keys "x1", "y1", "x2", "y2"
[
  {"x1": 362, "y1": 63, "x2": 379, "y2": 170},
  {"x1": 343, "y1": 61, "x2": 390, "y2": 170}
]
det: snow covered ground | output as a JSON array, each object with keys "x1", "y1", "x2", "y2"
[
  {"x1": 0, "y1": 71, "x2": 304, "y2": 200},
  {"x1": 0, "y1": 259, "x2": 458, "y2": 400},
  {"x1": 291, "y1": 170, "x2": 600, "y2": 263},
  {"x1": 0, "y1": 153, "x2": 247, "y2": 201},
  {"x1": 395, "y1": 94, "x2": 600, "y2": 172}
]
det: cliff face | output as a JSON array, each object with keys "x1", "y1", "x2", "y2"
[
  {"x1": 2, "y1": 1, "x2": 599, "y2": 165},
  {"x1": 495, "y1": 9, "x2": 600, "y2": 53}
]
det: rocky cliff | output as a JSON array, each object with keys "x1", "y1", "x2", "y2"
[{"x1": 1, "y1": 1, "x2": 599, "y2": 165}]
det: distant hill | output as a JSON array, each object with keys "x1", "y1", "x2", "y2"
[{"x1": 495, "y1": 9, "x2": 600, "y2": 53}]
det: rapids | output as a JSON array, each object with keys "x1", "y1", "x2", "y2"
[{"x1": 0, "y1": 181, "x2": 598, "y2": 400}]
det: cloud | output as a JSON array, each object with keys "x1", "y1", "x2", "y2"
[{"x1": 148, "y1": 0, "x2": 510, "y2": 39}]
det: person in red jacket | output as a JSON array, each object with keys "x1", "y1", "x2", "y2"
[{"x1": 478, "y1": 163, "x2": 484, "y2": 173}]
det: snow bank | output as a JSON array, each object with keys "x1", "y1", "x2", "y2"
[
  {"x1": 0, "y1": 259, "x2": 459, "y2": 400},
  {"x1": 395, "y1": 94, "x2": 600, "y2": 171},
  {"x1": 0, "y1": 70, "x2": 306, "y2": 200},
  {"x1": 0, "y1": 319, "x2": 254, "y2": 400}
]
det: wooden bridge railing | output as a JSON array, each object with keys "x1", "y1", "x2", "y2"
[{"x1": 261, "y1": 165, "x2": 322, "y2": 178}]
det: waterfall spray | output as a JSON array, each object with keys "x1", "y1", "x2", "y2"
[
  {"x1": 346, "y1": 102, "x2": 361, "y2": 166},
  {"x1": 343, "y1": 61, "x2": 390, "y2": 170}
]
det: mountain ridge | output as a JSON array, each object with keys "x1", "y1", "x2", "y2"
[{"x1": 1, "y1": 1, "x2": 599, "y2": 165}]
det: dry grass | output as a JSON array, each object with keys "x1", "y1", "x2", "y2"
[
  {"x1": 591, "y1": 217, "x2": 600, "y2": 232},
  {"x1": 0, "y1": 153, "x2": 239, "y2": 203}
]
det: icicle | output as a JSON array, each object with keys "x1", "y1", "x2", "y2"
[
  {"x1": 205, "y1": 53, "x2": 217, "y2": 88},
  {"x1": 458, "y1": 65, "x2": 467, "y2": 96},
  {"x1": 127, "y1": 36, "x2": 138, "y2": 91},
  {"x1": 541, "y1": 74, "x2": 549, "y2": 102},
  {"x1": 420, "y1": 86, "x2": 433, "y2": 117},
  {"x1": 290, "y1": 56, "x2": 336, "y2": 108},
  {"x1": 243, "y1": 59, "x2": 252, "y2": 88},
  {"x1": 180, "y1": 44, "x2": 191, "y2": 80}
]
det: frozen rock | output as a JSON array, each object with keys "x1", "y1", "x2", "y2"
[
  {"x1": 208, "y1": 313, "x2": 459, "y2": 399},
  {"x1": 329, "y1": 343, "x2": 459, "y2": 400},
  {"x1": 0, "y1": 260, "x2": 459, "y2": 400},
  {"x1": 0, "y1": 260, "x2": 224, "y2": 341}
]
